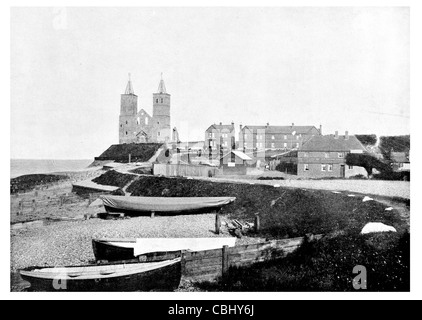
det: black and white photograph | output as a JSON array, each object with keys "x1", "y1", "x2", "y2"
[{"x1": 5, "y1": 2, "x2": 420, "y2": 300}]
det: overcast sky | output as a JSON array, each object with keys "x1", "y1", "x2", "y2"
[{"x1": 10, "y1": 7, "x2": 409, "y2": 159}]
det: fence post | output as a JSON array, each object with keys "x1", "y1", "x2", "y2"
[
  {"x1": 151, "y1": 211, "x2": 155, "y2": 219},
  {"x1": 18, "y1": 200, "x2": 23, "y2": 215},
  {"x1": 215, "y1": 210, "x2": 221, "y2": 235},
  {"x1": 180, "y1": 250, "x2": 187, "y2": 277},
  {"x1": 32, "y1": 199, "x2": 36, "y2": 212},
  {"x1": 222, "y1": 245, "x2": 229, "y2": 280},
  {"x1": 254, "y1": 212, "x2": 260, "y2": 233}
]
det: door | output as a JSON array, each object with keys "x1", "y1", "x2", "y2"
[{"x1": 340, "y1": 165, "x2": 346, "y2": 178}]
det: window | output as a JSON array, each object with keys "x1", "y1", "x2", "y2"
[
  {"x1": 256, "y1": 142, "x2": 259, "y2": 148},
  {"x1": 120, "y1": 124, "x2": 122, "y2": 128},
  {"x1": 321, "y1": 164, "x2": 327, "y2": 171},
  {"x1": 156, "y1": 99, "x2": 159, "y2": 103},
  {"x1": 304, "y1": 164, "x2": 309, "y2": 171},
  {"x1": 271, "y1": 143, "x2": 275, "y2": 149},
  {"x1": 145, "y1": 118, "x2": 148, "y2": 125},
  {"x1": 338, "y1": 152, "x2": 344, "y2": 158},
  {"x1": 158, "y1": 132, "x2": 160, "y2": 136},
  {"x1": 325, "y1": 152, "x2": 329, "y2": 158},
  {"x1": 208, "y1": 132, "x2": 212, "y2": 138},
  {"x1": 272, "y1": 135, "x2": 275, "y2": 140},
  {"x1": 284, "y1": 143, "x2": 287, "y2": 148},
  {"x1": 224, "y1": 141, "x2": 228, "y2": 147},
  {"x1": 348, "y1": 165, "x2": 354, "y2": 170},
  {"x1": 328, "y1": 164, "x2": 333, "y2": 171},
  {"x1": 212, "y1": 133, "x2": 215, "y2": 138},
  {"x1": 295, "y1": 143, "x2": 299, "y2": 148},
  {"x1": 244, "y1": 134, "x2": 247, "y2": 139},
  {"x1": 284, "y1": 135, "x2": 287, "y2": 140},
  {"x1": 125, "y1": 131, "x2": 128, "y2": 135},
  {"x1": 296, "y1": 135, "x2": 299, "y2": 140},
  {"x1": 161, "y1": 98, "x2": 163, "y2": 103},
  {"x1": 126, "y1": 121, "x2": 128, "y2": 125},
  {"x1": 303, "y1": 152, "x2": 309, "y2": 157}
]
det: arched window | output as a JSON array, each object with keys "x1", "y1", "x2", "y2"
[{"x1": 145, "y1": 117, "x2": 148, "y2": 125}]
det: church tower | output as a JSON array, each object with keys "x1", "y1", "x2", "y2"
[
  {"x1": 119, "y1": 74, "x2": 138, "y2": 144},
  {"x1": 152, "y1": 74, "x2": 171, "y2": 142}
]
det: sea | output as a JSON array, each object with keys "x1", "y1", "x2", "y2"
[{"x1": 10, "y1": 159, "x2": 93, "y2": 179}]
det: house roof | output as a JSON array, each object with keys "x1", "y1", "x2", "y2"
[
  {"x1": 300, "y1": 135, "x2": 367, "y2": 152},
  {"x1": 221, "y1": 150, "x2": 252, "y2": 161},
  {"x1": 242, "y1": 125, "x2": 319, "y2": 135},
  {"x1": 390, "y1": 152, "x2": 409, "y2": 163},
  {"x1": 232, "y1": 150, "x2": 253, "y2": 160},
  {"x1": 206, "y1": 123, "x2": 235, "y2": 132}
]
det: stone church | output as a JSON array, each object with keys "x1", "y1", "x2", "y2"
[{"x1": 119, "y1": 74, "x2": 171, "y2": 144}]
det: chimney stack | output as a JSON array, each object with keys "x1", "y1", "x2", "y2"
[
  {"x1": 239, "y1": 124, "x2": 243, "y2": 131},
  {"x1": 220, "y1": 122, "x2": 222, "y2": 126},
  {"x1": 345, "y1": 131, "x2": 349, "y2": 140},
  {"x1": 335, "y1": 131, "x2": 339, "y2": 139},
  {"x1": 231, "y1": 121, "x2": 234, "y2": 126},
  {"x1": 266, "y1": 122, "x2": 270, "y2": 126}
]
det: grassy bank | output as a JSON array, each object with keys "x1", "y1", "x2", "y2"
[
  {"x1": 196, "y1": 231, "x2": 410, "y2": 291},
  {"x1": 126, "y1": 176, "x2": 406, "y2": 239},
  {"x1": 92, "y1": 170, "x2": 136, "y2": 188},
  {"x1": 10, "y1": 174, "x2": 69, "y2": 194}
]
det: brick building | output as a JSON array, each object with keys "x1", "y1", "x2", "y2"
[
  {"x1": 119, "y1": 74, "x2": 171, "y2": 144},
  {"x1": 204, "y1": 122, "x2": 236, "y2": 159},
  {"x1": 238, "y1": 124, "x2": 322, "y2": 165},
  {"x1": 275, "y1": 131, "x2": 368, "y2": 178}
]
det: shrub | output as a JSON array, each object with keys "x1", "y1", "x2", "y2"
[{"x1": 346, "y1": 153, "x2": 391, "y2": 176}]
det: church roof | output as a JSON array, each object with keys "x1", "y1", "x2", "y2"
[
  {"x1": 124, "y1": 73, "x2": 135, "y2": 95},
  {"x1": 157, "y1": 73, "x2": 167, "y2": 93}
]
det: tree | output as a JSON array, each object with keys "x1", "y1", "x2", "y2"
[
  {"x1": 355, "y1": 134, "x2": 377, "y2": 146},
  {"x1": 346, "y1": 153, "x2": 391, "y2": 176},
  {"x1": 379, "y1": 136, "x2": 410, "y2": 160}
]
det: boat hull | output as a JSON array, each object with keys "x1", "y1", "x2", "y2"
[
  {"x1": 92, "y1": 237, "x2": 236, "y2": 262},
  {"x1": 101, "y1": 195, "x2": 236, "y2": 216},
  {"x1": 92, "y1": 239, "x2": 182, "y2": 262},
  {"x1": 19, "y1": 260, "x2": 181, "y2": 292}
]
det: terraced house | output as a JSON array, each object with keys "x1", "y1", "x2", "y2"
[
  {"x1": 237, "y1": 124, "x2": 322, "y2": 164},
  {"x1": 274, "y1": 131, "x2": 368, "y2": 178}
]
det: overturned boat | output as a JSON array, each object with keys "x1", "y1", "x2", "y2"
[
  {"x1": 100, "y1": 195, "x2": 236, "y2": 216},
  {"x1": 19, "y1": 258, "x2": 181, "y2": 292},
  {"x1": 92, "y1": 237, "x2": 237, "y2": 262}
]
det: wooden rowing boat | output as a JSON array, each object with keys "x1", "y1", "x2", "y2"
[
  {"x1": 19, "y1": 258, "x2": 181, "y2": 292},
  {"x1": 100, "y1": 195, "x2": 236, "y2": 216},
  {"x1": 92, "y1": 237, "x2": 237, "y2": 262}
]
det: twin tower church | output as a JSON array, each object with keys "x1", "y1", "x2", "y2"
[{"x1": 119, "y1": 74, "x2": 173, "y2": 144}]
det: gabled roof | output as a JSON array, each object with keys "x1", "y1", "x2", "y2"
[
  {"x1": 300, "y1": 135, "x2": 367, "y2": 152},
  {"x1": 137, "y1": 109, "x2": 152, "y2": 118},
  {"x1": 390, "y1": 152, "x2": 409, "y2": 163},
  {"x1": 242, "y1": 125, "x2": 319, "y2": 135},
  {"x1": 206, "y1": 123, "x2": 235, "y2": 132},
  {"x1": 232, "y1": 150, "x2": 253, "y2": 161}
]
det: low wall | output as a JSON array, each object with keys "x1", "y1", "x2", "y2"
[
  {"x1": 217, "y1": 165, "x2": 247, "y2": 176},
  {"x1": 153, "y1": 164, "x2": 219, "y2": 177}
]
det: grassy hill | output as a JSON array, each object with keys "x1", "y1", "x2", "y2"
[{"x1": 95, "y1": 143, "x2": 163, "y2": 163}]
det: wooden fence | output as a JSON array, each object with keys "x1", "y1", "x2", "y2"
[
  {"x1": 11, "y1": 191, "x2": 105, "y2": 215},
  {"x1": 180, "y1": 235, "x2": 323, "y2": 281},
  {"x1": 153, "y1": 164, "x2": 219, "y2": 178}
]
